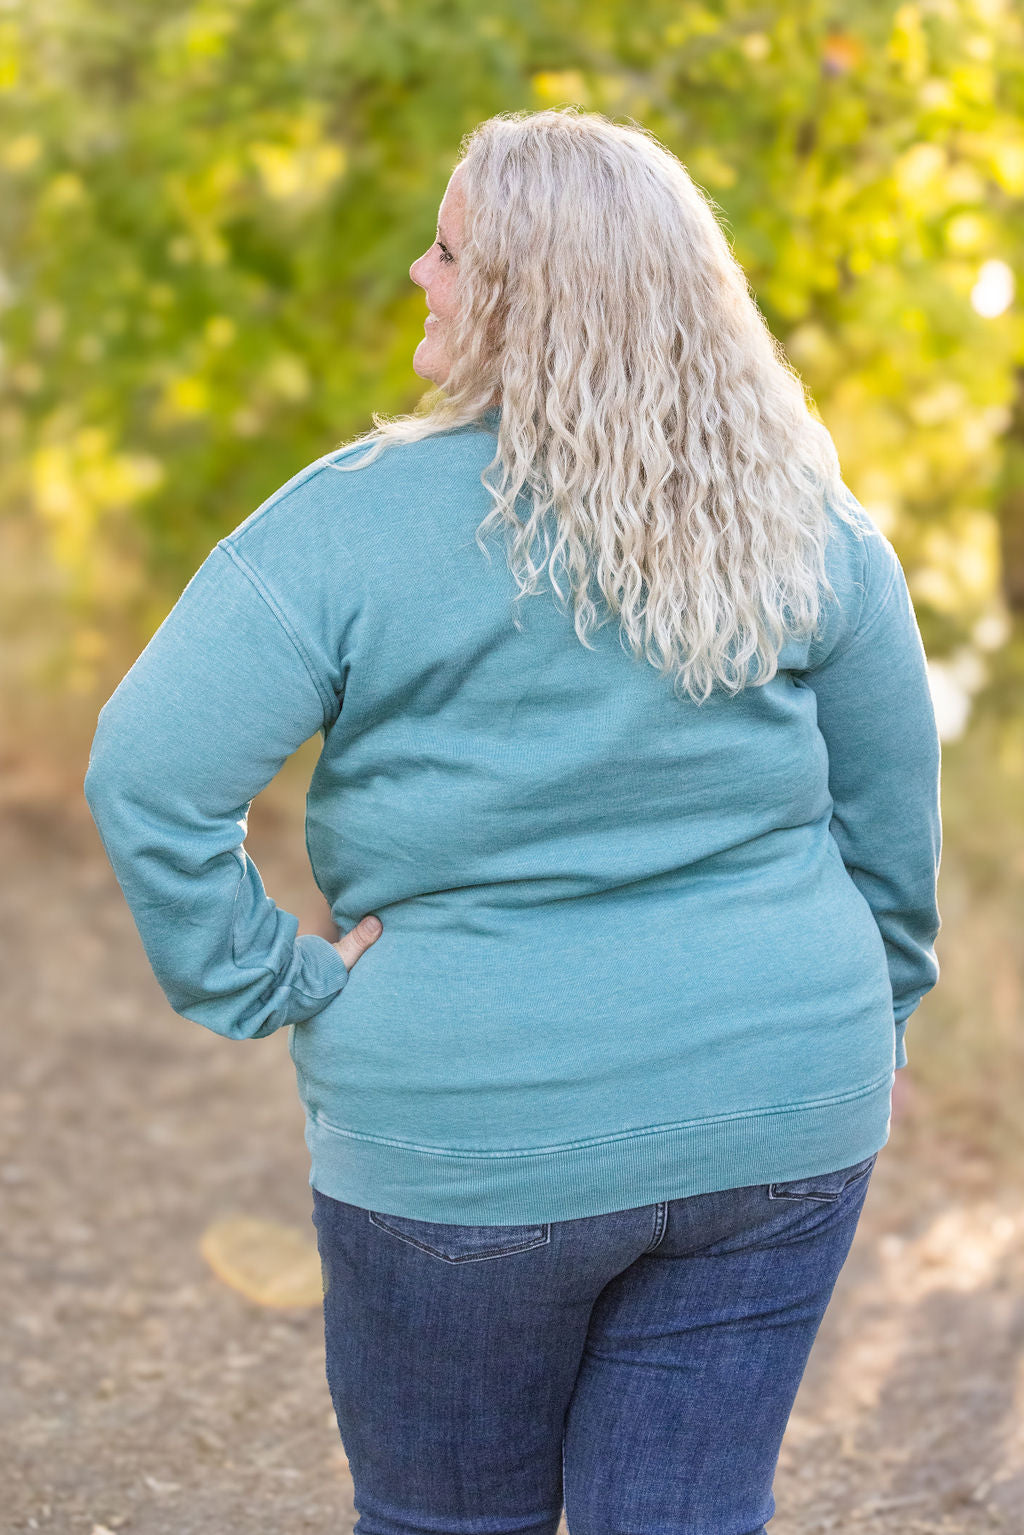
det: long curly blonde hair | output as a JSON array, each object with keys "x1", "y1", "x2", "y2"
[{"x1": 332, "y1": 106, "x2": 865, "y2": 706}]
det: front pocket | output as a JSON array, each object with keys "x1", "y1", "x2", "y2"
[
  {"x1": 367, "y1": 1210, "x2": 551, "y2": 1263},
  {"x1": 767, "y1": 1151, "x2": 879, "y2": 1203}
]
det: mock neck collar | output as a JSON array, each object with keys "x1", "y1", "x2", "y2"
[{"x1": 480, "y1": 403, "x2": 502, "y2": 430}]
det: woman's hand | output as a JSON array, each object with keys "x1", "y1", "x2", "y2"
[{"x1": 332, "y1": 913, "x2": 383, "y2": 973}]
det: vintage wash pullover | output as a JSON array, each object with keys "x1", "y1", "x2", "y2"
[{"x1": 83, "y1": 405, "x2": 942, "y2": 1225}]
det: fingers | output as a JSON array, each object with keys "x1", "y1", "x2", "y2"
[{"x1": 333, "y1": 913, "x2": 383, "y2": 973}]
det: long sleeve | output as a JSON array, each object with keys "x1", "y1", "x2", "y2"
[
  {"x1": 800, "y1": 522, "x2": 942, "y2": 1069},
  {"x1": 83, "y1": 540, "x2": 352, "y2": 1041}
]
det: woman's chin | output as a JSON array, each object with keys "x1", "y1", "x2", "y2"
[{"x1": 412, "y1": 339, "x2": 448, "y2": 386}]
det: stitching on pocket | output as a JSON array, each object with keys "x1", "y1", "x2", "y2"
[{"x1": 367, "y1": 1210, "x2": 552, "y2": 1263}]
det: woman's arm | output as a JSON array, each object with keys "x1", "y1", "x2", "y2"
[
  {"x1": 800, "y1": 524, "x2": 943, "y2": 1069},
  {"x1": 83, "y1": 542, "x2": 353, "y2": 1041}
]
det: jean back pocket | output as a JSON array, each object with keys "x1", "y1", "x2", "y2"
[
  {"x1": 367, "y1": 1210, "x2": 552, "y2": 1263},
  {"x1": 767, "y1": 1150, "x2": 879, "y2": 1203}
]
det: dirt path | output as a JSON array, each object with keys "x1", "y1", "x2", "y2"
[{"x1": 2, "y1": 755, "x2": 1022, "y2": 1534}]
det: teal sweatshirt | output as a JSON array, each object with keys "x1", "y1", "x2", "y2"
[{"x1": 83, "y1": 407, "x2": 942, "y2": 1224}]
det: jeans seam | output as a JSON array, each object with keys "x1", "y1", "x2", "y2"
[{"x1": 646, "y1": 1201, "x2": 669, "y2": 1252}]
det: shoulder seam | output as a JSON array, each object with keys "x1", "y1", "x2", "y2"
[
  {"x1": 215, "y1": 541, "x2": 339, "y2": 731},
  {"x1": 848, "y1": 557, "x2": 899, "y2": 649},
  {"x1": 822, "y1": 526, "x2": 897, "y2": 668},
  {"x1": 226, "y1": 456, "x2": 343, "y2": 546}
]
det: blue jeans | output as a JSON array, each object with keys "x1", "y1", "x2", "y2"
[{"x1": 311, "y1": 1150, "x2": 878, "y2": 1534}]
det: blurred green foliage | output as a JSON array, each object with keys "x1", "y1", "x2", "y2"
[{"x1": 1, "y1": 0, "x2": 1023, "y2": 699}]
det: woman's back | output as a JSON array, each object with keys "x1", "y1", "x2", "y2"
[{"x1": 83, "y1": 409, "x2": 940, "y2": 1224}]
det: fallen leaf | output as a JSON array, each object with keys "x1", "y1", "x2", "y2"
[{"x1": 199, "y1": 1215, "x2": 323, "y2": 1307}]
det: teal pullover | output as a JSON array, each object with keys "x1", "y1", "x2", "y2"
[{"x1": 83, "y1": 408, "x2": 942, "y2": 1224}]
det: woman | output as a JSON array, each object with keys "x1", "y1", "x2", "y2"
[{"x1": 83, "y1": 108, "x2": 942, "y2": 1534}]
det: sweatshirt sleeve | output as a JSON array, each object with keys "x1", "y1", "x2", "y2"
[
  {"x1": 800, "y1": 522, "x2": 942, "y2": 1069},
  {"x1": 82, "y1": 540, "x2": 352, "y2": 1041}
]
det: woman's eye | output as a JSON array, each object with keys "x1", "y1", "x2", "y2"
[{"x1": 436, "y1": 241, "x2": 455, "y2": 264}]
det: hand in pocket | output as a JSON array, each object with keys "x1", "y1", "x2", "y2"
[{"x1": 332, "y1": 913, "x2": 383, "y2": 974}]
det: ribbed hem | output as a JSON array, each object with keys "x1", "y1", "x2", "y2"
[{"x1": 302, "y1": 1067, "x2": 894, "y2": 1225}]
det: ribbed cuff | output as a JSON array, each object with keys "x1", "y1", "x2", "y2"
[{"x1": 281, "y1": 933, "x2": 351, "y2": 1026}]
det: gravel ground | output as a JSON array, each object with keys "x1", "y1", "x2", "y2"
[{"x1": 2, "y1": 747, "x2": 1023, "y2": 1535}]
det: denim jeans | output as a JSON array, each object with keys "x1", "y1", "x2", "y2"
[{"x1": 310, "y1": 1150, "x2": 878, "y2": 1535}]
